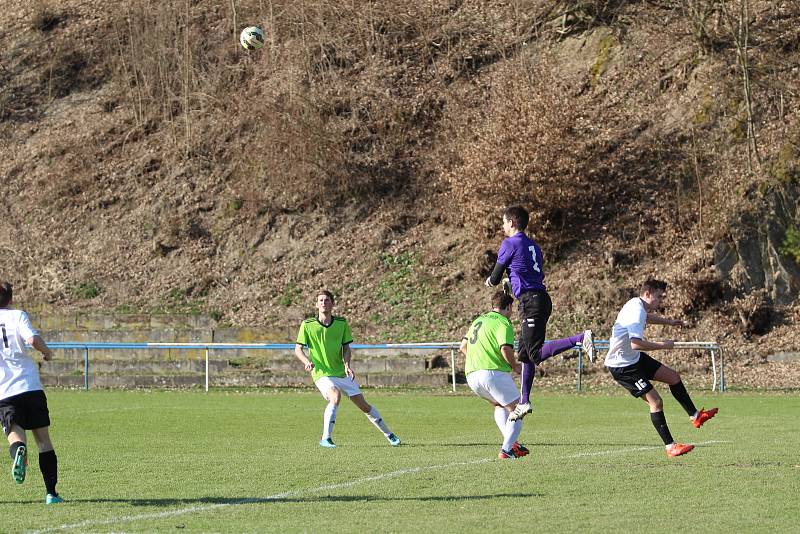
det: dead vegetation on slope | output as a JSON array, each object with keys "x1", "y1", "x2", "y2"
[{"x1": 0, "y1": 0, "x2": 798, "y2": 371}]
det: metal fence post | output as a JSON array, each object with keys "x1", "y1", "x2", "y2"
[
  {"x1": 205, "y1": 347, "x2": 210, "y2": 393},
  {"x1": 84, "y1": 347, "x2": 89, "y2": 391},
  {"x1": 576, "y1": 349, "x2": 583, "y2": 392},
  {"x1": 450, "y1": 348, "x2": 456, "y2": 392}
]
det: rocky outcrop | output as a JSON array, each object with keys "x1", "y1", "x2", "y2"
[{"x1": 713, "y1": 183, "x2": 800, "y2": 306}]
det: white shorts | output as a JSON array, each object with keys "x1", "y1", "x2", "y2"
[
  {"x1": 466, "y1": 370, "x2": 520, "y2": 407},
  {"x1": 314, "y1": 376, "x2": 362, "y2": 400}
]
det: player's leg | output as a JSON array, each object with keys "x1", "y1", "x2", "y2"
[
  {"x1": 484, "y1": 371, "x2": 527, "y2": 458},
  {"x1": 468, "y1": 371, "x2": 510, "y2": 439},
  {"x1": 6, "y1": 424, "x2": 28, "y2": 485},
  {"x1": 468, "y1": 370, "x2": 522, "y2": 457},
  {"x1": 511, "y1": 363, "x2": 535, "y2": 421},
  {"x1": 343, "y1": 374, "x2": 399, "y2": 446},
  {"x1": 349, "y1": 393, "x2": 400, "y2": 445},
  {"x1": 610, "y1": 360, "x2": 693, "y2": 457},
  {"x1": 538, "y1": 332, "x2": 587, "y2": 363},
  {"x1": 2, "y1": 397, "x2": 29, "y2": 484},
  {"x1": 653, "y1": 364, "x2": 718, "y2": 427},
  {"x1": 640, "y1": 356, "x2": 695, "y2": 457},
  {"x1": 512, "y1": 291, "x2": 552, "y2": 420},
  {"x1": 322, "y1": 387, "x2": 340, "y2": 444},
  {"x1": 641, "y1": 388, "x2": 672, "y2": 445},
  {"x1": 641, "y1": 389, "x2": 693, "y2": 457},
  {"x1": 315, "y1": 378, "x2": 341, "y2": 447},
  {"x1": 31, "y1": 426, "x2": 62, "y2": 503}
]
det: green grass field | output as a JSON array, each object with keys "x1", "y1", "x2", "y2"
[{"x1": 3, "y1": 389, "x2": 799, "y2": 533}]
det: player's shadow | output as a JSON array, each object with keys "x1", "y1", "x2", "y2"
[
  {"x1": 436, "y1": 441, "x2": 654, "y2": 447},
  {"x1": 527, "y1": 442, "x2": 655, "y2": 447},
  {"x1": 5, "y1": 493, "x2": 544, "y2": 507}
]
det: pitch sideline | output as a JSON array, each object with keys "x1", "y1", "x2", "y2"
[{"x1": 30, "y1": 440, "x2": 732, "y2": 533}]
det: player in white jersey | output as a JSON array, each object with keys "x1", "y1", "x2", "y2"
[
  {"x1": 606, "y1": 279, "x2": 718, "y2": 458},
  {"x1": 0, "y1": 282, "x2": 64, "y2": 503}
]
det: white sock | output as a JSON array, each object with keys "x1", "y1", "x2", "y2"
[
  {"x1": 494, "y1": 406, "x2": 508, "y2": 435},
  {"x1": 502, "y1": 419, "x2": 523, "y2": 452},
  {"x1": 503, "y1": 419, "x2": 522, "y2": 451},
  {"x1": 366, "y1": 406, "x2": 392, "y2": 436},
  {"x1": 323, "y1": 403, "x2": 337, "y2": 440}
]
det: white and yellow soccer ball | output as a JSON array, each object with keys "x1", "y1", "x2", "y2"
[{"x1": 240, "y1": 26, "x2": 265, "y2": 50}]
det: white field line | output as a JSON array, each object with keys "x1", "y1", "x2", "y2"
[{"x1": 30, "y1": 440, "x2": 732, "y2": 534}]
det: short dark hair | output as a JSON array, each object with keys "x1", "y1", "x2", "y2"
[
  {"x1": 491, "y1": 290, "x2": 513, "y2": 311},
  {"x1": 503, "y1": 206, "x2": 529, "y2": 231},
  {"x1": 641, "y1": 279, "x2": 668, "y2": 295},
  {"x1": 0, "y1": 282, "x2": 12, "y2": 308},
  {"x1": 317, "y1": 289, "x2": 335, "y2": 304}
]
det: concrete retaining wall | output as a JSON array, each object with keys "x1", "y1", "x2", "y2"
[{"x1": 32, "y1": 312, "x2": 459, "y2": 388}]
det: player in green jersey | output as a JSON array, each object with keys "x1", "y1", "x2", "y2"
[
  {"x1": 460, "y1": 291, "x2": 596, "y2": 458},
  {"x1": 295, "y1": 290, "x2": 401, "y2": 448},
  {"x1": 460, "y1": 291, "x2": 529, "y2": 459}
]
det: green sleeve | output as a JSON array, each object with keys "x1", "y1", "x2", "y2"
[
  {"x1": 498, "y1": 323, "x2": 515, "y2": 347},
  {"x1": 342, "y1": 320, "x2": 353, "y2": 345},
  {"x1": 296, "y1": 322, "x2": 308, "y2": 346}
]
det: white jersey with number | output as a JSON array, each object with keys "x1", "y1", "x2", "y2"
[
  {"x1": 605, "y1": 297, "x2": 647, "y2": 368},
  {"x1": 0, "y1": 309, "x2": 44, "y2": 400}
]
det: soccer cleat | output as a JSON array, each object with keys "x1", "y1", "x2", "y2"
[
  {"x1": 319, "y1": 438, "x2": 336, "y2": 448},
  {"x1": 498, "y1": 449, "x2": 518, "y2": 459},
  {"x1": 582, "y1": 329, "x2": 596, "y2": 363},
  {"x1": 666, "y1": 442, "x2": 695, "y2": 457},
  {"x1": 508, "y1": 402, "x2": 532, "y2": 422},
  {"x1": 46, "y1": 493, "x2": 65, "y2": 504},
  {"x1": 11, "y1": 444, "x2": 26, "y2": 484},
  {"x1": 387, "y1": 433, "x2": 401, "y2": 447},
  {"x1": 511, "y1": 442, "x2": 530, "y2": 457},
  {"x1": 692, "y1": 407, "x2": 718, "y2": 428}
]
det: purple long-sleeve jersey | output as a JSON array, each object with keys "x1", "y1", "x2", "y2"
[{"x1": 496, "y1": 233, "x2": 546, "y2": 298}]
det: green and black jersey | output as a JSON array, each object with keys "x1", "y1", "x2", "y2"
[
  {"x1": 462, "y1": 311, "x2": 515, "y2": 375},
  {"x1": 296, "y1": 316, "x2": 353, "y2": 381}
]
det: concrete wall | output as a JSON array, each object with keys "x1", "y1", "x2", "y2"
[{"x1": 32, "y1": 313, "x2": 459, "y2": 389}]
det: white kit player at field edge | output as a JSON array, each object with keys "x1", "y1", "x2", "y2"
[{"x1": 0, "y1": 281, "x2": 64, "y2": 503}]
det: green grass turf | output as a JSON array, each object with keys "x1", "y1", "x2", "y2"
[{"x1": 2, "y1": 389, "x2": 798, "y2": 533}]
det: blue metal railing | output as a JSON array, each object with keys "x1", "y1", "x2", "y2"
[{"x1": 45, "y1": 340, "x2": 724, "y2": 393}]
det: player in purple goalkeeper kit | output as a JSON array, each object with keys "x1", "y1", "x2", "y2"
[{"x1": 485, "y1": 206, "x2": 554, "y2": 421}]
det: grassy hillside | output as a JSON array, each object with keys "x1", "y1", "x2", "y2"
[{"x1": 1, "y1": 1, "x2": 798, "y2": 361}]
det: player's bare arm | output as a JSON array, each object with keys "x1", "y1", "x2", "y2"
[
  {"x1": 342, "y1": 344, "x2": 354, "y2": 378},
  {"x1": 501, "y1": 345, "x2": 521, "y2": 374},
  {"x1": 646, "y1": 313, "x2": 685, "y2": 327},
  {"x1": 630, "y1": 337, "x2": 675, "y2": 351},
  {"x1": 28, "y1": 335, "x2": 53, "y2": 361},
  {"x1": 294, "y1": 344, "x2": 314, "y2": 371},
  {"x1": 459, "y1": 338, "x2": 468, "y2": 355}
]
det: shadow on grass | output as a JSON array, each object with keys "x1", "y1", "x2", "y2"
[
  {"x1": 429, "y1": 442, "x2": 655, "y2": 447},
  {"x1": 0, "y1": 493, "x2": 544, "y2": 506}
]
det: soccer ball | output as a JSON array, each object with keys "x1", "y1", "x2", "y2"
[{"x1": 240, "y1": 26, "x2": 265, "y2": 50}]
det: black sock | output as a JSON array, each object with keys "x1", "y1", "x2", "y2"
[
  {"x1": 669, "y1": 381, "x2": 697, "y2": 417},
  {"x1": 650, "y1": 411, "x2": 674, "y2": 445},
  {"x1": 9, "y1": 441, "x2": 25, "y2": 460},
  {"x1": 39, "y1": 450, "x2": 58, "y2": 496}
]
